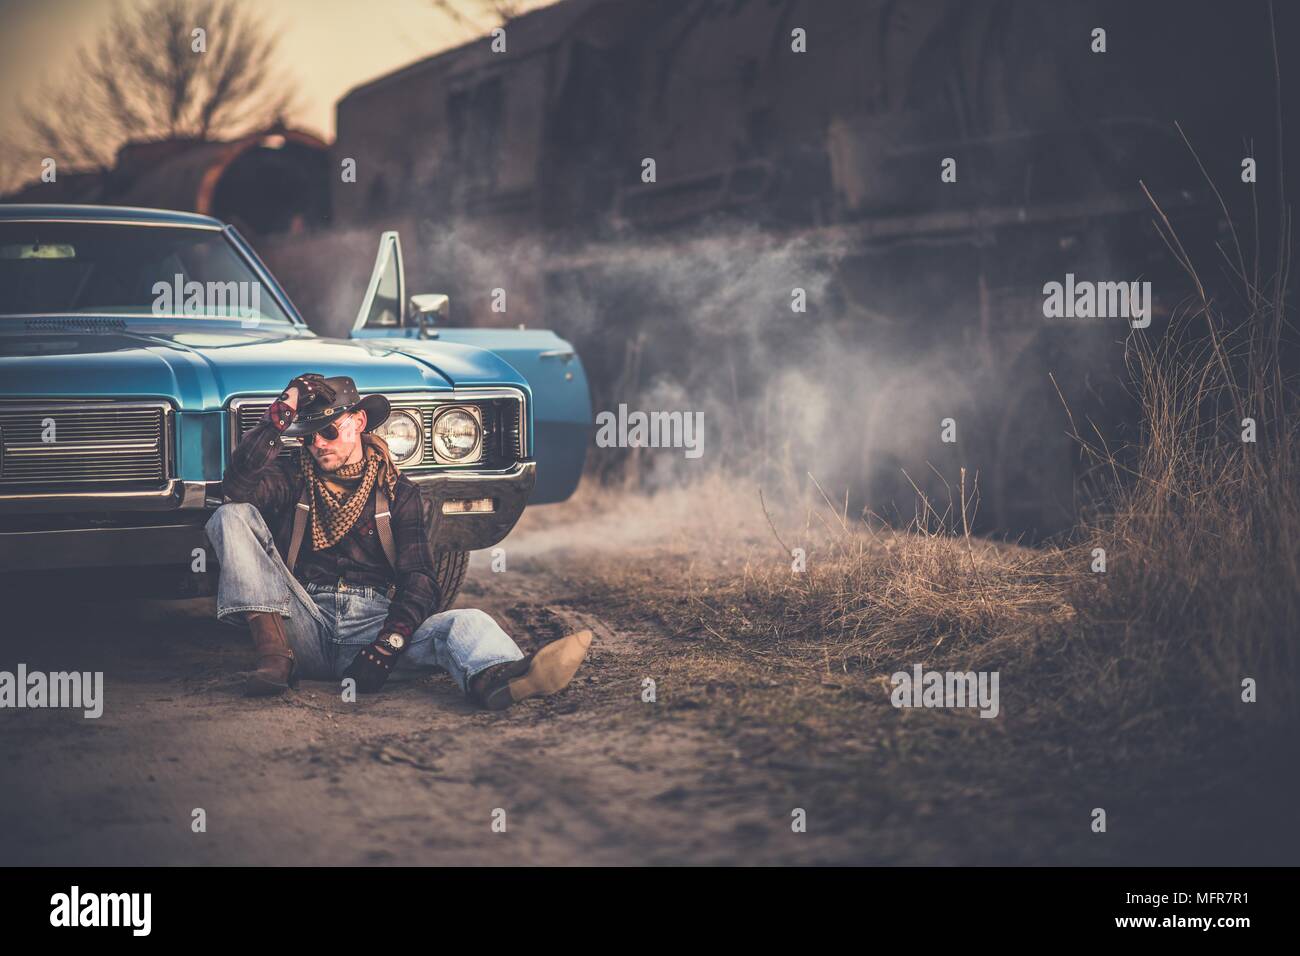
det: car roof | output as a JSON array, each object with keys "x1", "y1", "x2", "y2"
[{"x1": 0, "y1": 204, "x2": 224, "y2": 227}]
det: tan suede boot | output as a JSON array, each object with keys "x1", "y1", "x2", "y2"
[
  {"x1": 470, "y1": 630, "x2": 593, "y2": 710},
  {"x1": 245, "y1": 612, "x2": 296, "y2": 697}
]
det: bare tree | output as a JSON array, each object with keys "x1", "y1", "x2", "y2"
[
  {"x1": 429, "y1": 0, "x2": 538, "y2": 33},
  {"x1": 15, "y1": 0, "x2": 297, "y2": 176}
]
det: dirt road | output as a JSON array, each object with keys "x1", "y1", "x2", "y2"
[
  {"x1": 1, "y1": 483, "x2": 1294, "y2": 865},
  {"x1": 0, "y1": 491, "x2": 816, "y2": 865}
]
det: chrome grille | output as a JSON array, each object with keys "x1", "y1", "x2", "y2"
[
  {"x1": 231, "y1": 391, "x2": 525, "y2": 469},
  {"x1": 0, "y1": 402, "x2": 169, "y2": 488}
]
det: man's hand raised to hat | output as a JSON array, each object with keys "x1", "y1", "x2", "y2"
[{"x1": 282, "y1": 373, "x2": 337, "y2": 411}]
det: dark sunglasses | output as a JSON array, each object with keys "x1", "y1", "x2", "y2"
[{"x1": 311, "y1": 416, "x2": 350, "y2": 442}]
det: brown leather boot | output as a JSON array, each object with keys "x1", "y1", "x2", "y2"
[
  {"x1": 469, "y1": 630, "x2": 593, "y2": 711},
  {"x1": 245, "y1": 612, "x2": 296, "y2": 697}
]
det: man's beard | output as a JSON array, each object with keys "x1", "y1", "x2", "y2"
[{"x1": 310, "y1": 444, "x2": 357, "y2": 472}]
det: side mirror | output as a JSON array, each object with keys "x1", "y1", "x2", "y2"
[{"x1": 408, "y1": 293, "x2": 450, "y2": 339}]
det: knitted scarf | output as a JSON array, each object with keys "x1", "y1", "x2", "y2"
[{"x1": 300, "y1": 433, "x2": 400, "y2": 552}]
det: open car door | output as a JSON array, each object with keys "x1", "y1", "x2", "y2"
[{"x1": 350, "y1": 232, "x2": 591, "y2": 504}]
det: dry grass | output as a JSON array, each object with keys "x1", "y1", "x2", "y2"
[
  {"x1": 1068, "y1": 185, "x2": 1299, "y2": 729},
  {"x1": 589, "y1": 191, "x2": 1298, "y2": 755},
  {"x1": 671, "y1": 514, "x2": 1072, "y2": 675}
]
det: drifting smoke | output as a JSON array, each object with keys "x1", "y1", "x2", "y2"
[{"x1": 265, "y1": 213, "x2": 1133, "y2": 541}]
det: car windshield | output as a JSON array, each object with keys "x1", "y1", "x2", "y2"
[{"x1": 0, "y1": 221, "x2": 293, "y2": 323}]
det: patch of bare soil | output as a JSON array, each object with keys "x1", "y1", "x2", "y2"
[{"x1": 0, "y1": 477, "x2": 1294, "y2": 865}]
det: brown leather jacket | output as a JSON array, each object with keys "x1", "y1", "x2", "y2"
[{"x1": 220, "y1": 400, "x2": 439, "y2": 638}]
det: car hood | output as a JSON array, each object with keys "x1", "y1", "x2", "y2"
[{"x1": 0, "y1": 323, "x2": 524, "y2": 410}]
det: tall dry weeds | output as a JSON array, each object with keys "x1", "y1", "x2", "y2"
[
  {"x1": 650, "y1": 181, "x2": 1296, "y2": 748},
  {"x1": 1070, "y1": 178, "x2": 1298, "y2": 729}
]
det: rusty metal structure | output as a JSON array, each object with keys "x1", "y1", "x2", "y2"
[{"x1": 4, "y1": 126, "x2": 331, "y2": 239}]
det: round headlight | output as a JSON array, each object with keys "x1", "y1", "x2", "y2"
[
  {"x1": 374, "y1": 410, "x2": 421, "y2": 464},
  {"x1": 432, "y1": 408, "x2": 481, "y2": 462}
]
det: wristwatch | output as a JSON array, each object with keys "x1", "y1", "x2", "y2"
[{"x1": 378, "y1": 632, "x2": 406, "y2": 654}]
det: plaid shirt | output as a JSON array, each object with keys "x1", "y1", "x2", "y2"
[{"x1": 220, "y1": 399, "x2": 439, "y2": 639}]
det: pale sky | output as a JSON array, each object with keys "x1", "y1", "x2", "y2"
[{"x1": 0, "y1": 0, "x2": 555, "y2": 183}]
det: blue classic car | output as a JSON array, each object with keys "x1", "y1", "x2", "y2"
[{"x1": 0, "y1": 204, "x2": 591, "y2": 605}]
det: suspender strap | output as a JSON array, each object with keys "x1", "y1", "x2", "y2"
[
  {"x1": 375, "y1": 487, "x2": 398, "y2": 578},
  {"x1": 287, "y1": 487, "x2": 311, "y2": 572}
]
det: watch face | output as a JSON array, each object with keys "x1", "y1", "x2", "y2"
[{"x1": 386, "y1": 634, "x2": 406, "y2": 651}]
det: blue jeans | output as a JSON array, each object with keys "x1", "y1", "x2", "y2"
[{"x1": 204, "y1": 502, "x2": 524, "y2": 692}]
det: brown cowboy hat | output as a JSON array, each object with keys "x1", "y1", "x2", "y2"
[{"x1": 282, "y1": 375, "x2": 391, "y2": 438}]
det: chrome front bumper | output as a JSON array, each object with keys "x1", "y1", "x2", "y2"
[
  {"x1": 0, "y1": 479, "x2": 219, "y2": 515},
  {"x1": 407, "y1": 459, "x2": 537, "y2": 551},
  {"x1": 0, "y1": 461, "x2": 537, "y2": 570}
]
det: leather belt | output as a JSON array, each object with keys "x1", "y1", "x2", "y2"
[{"x1": 335, "y1": 578, "x2": 398, "y2": 600}]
